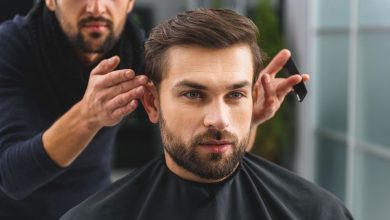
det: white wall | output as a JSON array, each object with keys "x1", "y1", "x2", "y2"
[{"x1": 284, "y1": 0, "x2": 315, "y2": 181}]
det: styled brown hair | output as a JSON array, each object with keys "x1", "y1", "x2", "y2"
[{"x1": 144, "y1": 8, "x2": 266, "y2": 85}]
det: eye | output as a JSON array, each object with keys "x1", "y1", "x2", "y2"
[
  {"x1": 183, "y1": 91, "x2": 203, "y2": 99},
  {"x1": 227, "y1": 91, "x2": 245, "y2": 99}
]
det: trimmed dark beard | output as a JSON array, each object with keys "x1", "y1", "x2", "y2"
[
  {"x1": 69, "y1": 16, "x2": 117, "y2": 54},
  {"x1": 72, "y1": 29, "x2": 116, "y2": 54},
  {"x1": 160, "y1": 115, "x2": 249, "y2": 180}
]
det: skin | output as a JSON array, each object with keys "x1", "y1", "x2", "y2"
[
  {"x1": 253, "y1": 49, "x2": 309, "y2": 126},
  {"x1": 42, "y1": 0, "x2": 147, "y2": 167},
  {"x1": 46, "y1": 0, "x2": 135, "y2": 64},
  {"x1": 42, "y1": 0, "x2": 308, "y2": 168},
  {"x1": 247, "y1": 49, "x2": 310, "y2": 150},
  {"x1": 142, "y1": 44, "x2": 258, "y2": 183}
]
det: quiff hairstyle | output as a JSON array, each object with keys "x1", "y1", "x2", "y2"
[{"x1": 144, "y1": 8, "x2": 266, "y2": 85}]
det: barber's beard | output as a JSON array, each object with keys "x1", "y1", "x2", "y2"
[
  {"x1": 74, "y1": 17, "x2": 118, "y2": 54},
  {"x1": 71, "y1": 29, "x2": 117, "y2": 54},
  {"x1": 160, "y1": 114, "x2": 249, "y2": 180},
  {"x1": 58, "y1": 14, "x2": 120, "y2": 54}
]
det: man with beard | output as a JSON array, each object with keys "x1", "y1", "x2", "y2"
[
  {"x1": 0, "y1": 1, "x2": 306, "y2": 219},
  {"x1": 0, "y1": 0, "x2": 151, "y2": 219},
  {"x1": 61, "y1": 9, "x2": 352, "y2": 220}
]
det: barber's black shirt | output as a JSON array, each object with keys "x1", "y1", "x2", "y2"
[{"x1": 0, "y1": 2, "x2": 153, "y2": 219}]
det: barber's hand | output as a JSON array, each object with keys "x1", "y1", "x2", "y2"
[
  {"x1": 252, "y1": 49, "x2": 310, "y2": 126},
  {"x1": 80, "y1": 56, "x2": 148, "y2": 129}
]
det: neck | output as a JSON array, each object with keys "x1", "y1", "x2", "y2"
[
  {"x1": 164, "y1": 151, "x2": 239, "y2": 184},
  {"x1": 74, "y1": 48, "x2": 104, "y2": 66}
]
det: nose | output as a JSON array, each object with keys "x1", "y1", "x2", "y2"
[
  {"x1": 203, "y1": 100, "x2": 230, "y2": 130},
  {"x1": 86, "y1": 0, "x2": 106, "y2": 16}
]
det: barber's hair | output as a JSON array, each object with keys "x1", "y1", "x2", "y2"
[{"x1": 144, "y1": 8, "x2": 266, "y2": 85}]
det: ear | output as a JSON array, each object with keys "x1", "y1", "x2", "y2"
[
  {"x1": 141, "y1": 82, "x2": 160, "y2": 123},
  {"x1": 45, "y1": 0, "x2": 56, "y2": 11},
  {"x1": 127, "y1": 0, "x2": 136, "y2": 13},
  {"x1": 252, "y1": 79, "x2": 260, "y2": 107}
]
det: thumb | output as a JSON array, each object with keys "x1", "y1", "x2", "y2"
[{"x1": 91, "y1": 56, "x2": 120, "y2": 76}]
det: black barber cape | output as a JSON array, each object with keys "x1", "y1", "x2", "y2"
[{"x1": 61, "y1": 153, "x2": 353, "y2": 220}]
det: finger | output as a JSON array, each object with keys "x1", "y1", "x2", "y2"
[
  {"x1": 262, "y1": 49, "x2": 291, "y2": 76},
  {"x1": 259, "y1": 74, "x2": 277, "y2": 118},
  {"x1": 145, "y1": 80, "x2": 155, "y2": 89},
  {"x1": 91, "y1": 56, "x2": 120, "y2": 76},
  {"x1": 261, "y1": 73, "x2": 276, "y2": 101},
  {"x1": 301, "y1": 73, "x2": 310, "y2": 82},
  {"x1": 275, "y1": 75, "x2": 303, "y2": 99},
  {"x1": 101, "y1": 75, "x2": 148, "y2": 101},
  {"x1": 100, "y1": 69, "x2": 139, "y2": 88},
  {"x1": 105, "y1": 86, "x2": 145, "y2": 111},
  {"x1": 111, "y1": 99, "x2": 139, "y2": 119}
]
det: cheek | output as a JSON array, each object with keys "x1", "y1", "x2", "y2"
[
  {"x1": 56, "y1": 15, "x2": 77, "y2": 37},
  {"x1": 230, "y1": 104, "x2": 253, "y2": 132},
  {"x1": 61, "y1": 3, "x2": 82, "y2": 24},
  {"x1": 111, "y1": 6, "x2": 129, "y2": 31},
  {"x1": 160, "y1": 100, "x2": 201, "y2": 141}
]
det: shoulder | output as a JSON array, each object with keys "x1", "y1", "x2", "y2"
[
  {"x1": 0, "y1": 15, "x2": 31, "y2": 47},
  {"x1": 0, "y1": 15, "x2": 34, "y2": 79},
  {"x1": 60, "y1": 157, "x2": 165, "y2": 220},
  {"x1": 242, "y1": 153, "x2": 324, "y2": 192},
  {"x1": 241, "y1": 153, "x2": 353, "y2": 219}
]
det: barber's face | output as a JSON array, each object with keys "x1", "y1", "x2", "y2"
[
  {"x1": 154, "y1": 45, "x2": 256, "y2": 182},
  {"x1": 46, "y1": 0, "x2": 135, "y2": 53}
]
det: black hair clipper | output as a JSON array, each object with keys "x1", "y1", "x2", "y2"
[{"x1": 283, "y1": 57, "x2": 307, "y2": 102}]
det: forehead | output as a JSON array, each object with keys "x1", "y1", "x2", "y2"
[{"x1": 161, "y1": 44, "x2": 254, "y2": 89}]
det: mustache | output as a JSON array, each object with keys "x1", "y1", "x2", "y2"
[
  {"x1": 78, "y1": 16, "x2": 113, "y2": 28},
  {"x1": 192, "y1": 130, "x2": 238, "y2": 146}
]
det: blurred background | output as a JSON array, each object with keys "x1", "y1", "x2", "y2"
[{"x1": 2, "y1": 0, "x2": 390, "y2": 219}]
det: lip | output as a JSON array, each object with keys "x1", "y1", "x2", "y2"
[
  {"x1": 82, "y1": 22, "x2": 108, "y2": 31},
  {"x1": 199, "y1": 141, "x2": 232, "y2": 153}
]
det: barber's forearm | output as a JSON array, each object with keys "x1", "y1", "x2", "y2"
[
  {"x1": 0, "y1": 134, "x2": 65, "y2": 200},
  {"x1": 42, "y1": 102, "x2": 101, "y2": 168}
]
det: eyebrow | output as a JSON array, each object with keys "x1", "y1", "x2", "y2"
[
  {"x1": 227, "y1": 81, "x2": 251, "y2": 90},
  {"x1": 173, "y1": 80, "x2": 251, "y2": 90},
  {"x1": 174, "y1": 80, "x2": 207, "y2": 90}
]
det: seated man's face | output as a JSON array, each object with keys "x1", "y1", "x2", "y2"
[{"x1": 155, "y1": 44, "x2": 256, "y2": 182}]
